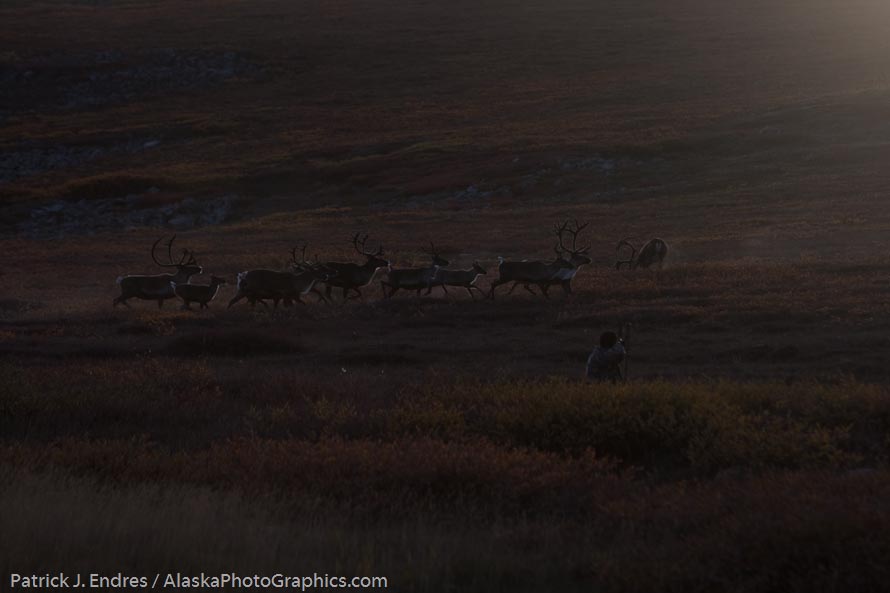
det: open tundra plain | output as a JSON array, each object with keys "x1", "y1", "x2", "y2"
[{"x1": 4, "y1": 0, "x2": 890, "y2": 590}]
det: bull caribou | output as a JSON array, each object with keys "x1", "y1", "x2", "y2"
[
  {"x1": 113, "y1": 235, "x2": 202, "y2": 308},
  {"x1": 616, "y1": 237, "x2": 669, "y2": 270},
  {"x1": 320, "y1": 233, "x2": 390, "y2": 301},
  {"x1": 381, "y1": 242, "x2": 449, "y2": 298},
  {"x1": 509, "y1": 220, "x2": 591, "y2": 297},
  {"x1": 228, "y1": 245, "x2": 336, "y2": 309},
  {"x1": 489, "y1": 220, "x2": 591, "y2": 299}
]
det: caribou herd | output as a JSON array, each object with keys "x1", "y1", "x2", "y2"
[{"x1": 113, "y1": 223, "x2": 668, "y2": 310}]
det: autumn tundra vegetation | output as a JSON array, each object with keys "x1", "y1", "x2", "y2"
[{"x1": 4, "y1": 0, "x2": 890, "y2": 590}]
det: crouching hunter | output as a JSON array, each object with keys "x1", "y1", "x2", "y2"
[{"x1": 586, "y1": 331, "x2": 626, "y2": 383}]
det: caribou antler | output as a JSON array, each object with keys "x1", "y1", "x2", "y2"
[
  {"x1": 151, "y1": 235, "x2": 180, "y2": 268},
  {"x1": 291, "y1": 243, "x2": 310, "y2": 269},
  {"x1": 352, "y1": 233, "x2": 384, "y2": 257},
  {"x1": 616, "y1": 237, "x2": 638, "y2": 270},
  {"x1": 568, "y1": 219, "x2": 590, "y2": 253},
  {"x1": 555, "y1": 220, "x2": 590, "y2": 255},
  {"x1": 178, "y1": 248, "x2": 197, "y2": 267},
  {"x1": 150, "y1": 235, "x2": 198, "y2": 269}
]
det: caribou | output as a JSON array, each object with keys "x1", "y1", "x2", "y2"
[
  {"x1": 172, "y1": 275, "x2": 227, "y2": 310},
  {"x1": 320, "y1": 233, "x2": 390, "y2": 301},
  {"x1": 113, "y1": 235, "x2": 203, "y2": 308},
  {"x1": 616, "y1": 237, "x2": 669, "y2": 270},
  {"x1": 489, "y1": 220, "x2": 591, "y2": 299},
  {"x1": 426, "y1": 261, "x2": 487, "y2": 299},
  {"x1": 228, "y1": 245, "x2": 337, "y2": 309},
  {"x1": 381, "y1": 242, "x2": 449, "y2": 298},
  {"x1": 508, "y1": 220, "x2": 592, "y2": 297}
]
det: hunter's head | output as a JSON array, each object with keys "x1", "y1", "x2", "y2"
[{"x1": 600, "y1": 331, "x2": 619, "y2": 349}]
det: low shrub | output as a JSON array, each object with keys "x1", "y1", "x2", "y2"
[{"x1": 164, "y1": 329, "x2": 302, "y2": 357}]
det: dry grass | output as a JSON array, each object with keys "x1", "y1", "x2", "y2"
[
  {"x1": 7, "y1": 468, "x2": 887, "y2": 593},
  {"x1": 4, "y1": 374, "x2": 890, "y2": 591},
  {"x1": 5, "y1": 358, "x2": 890, "y2": 590}
]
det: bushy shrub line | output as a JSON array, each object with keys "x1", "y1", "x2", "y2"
[{"x1": 4, "y1": 360, "x2": 889, "y2": 479}]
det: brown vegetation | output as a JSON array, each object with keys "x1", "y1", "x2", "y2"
[{"x1": 4, "y1": 363, "x2": 890, "y2": 590}]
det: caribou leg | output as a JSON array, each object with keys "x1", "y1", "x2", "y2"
[
  {"x1": 488, "y1": 279, "x2": 508, "y2": 299},
  {"x1": 382, "y1": 282, "x2": 398, "y2": 299},
  {"x1": 113, "y1": 294, "x2": 131, "y2": 308},
  {"x1": 244, "y1": 297, "x2": 270, "y2": 310},
  {"x1": 309, "y1": 288, "x2": 328, "y2": 304},
  {"x1": 341, "y1": 286, "x2": 363, "y2": 301}
]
